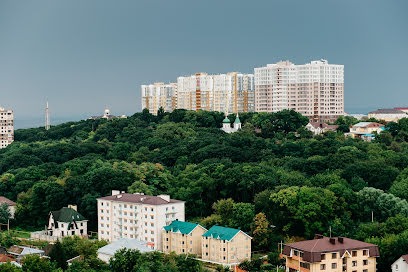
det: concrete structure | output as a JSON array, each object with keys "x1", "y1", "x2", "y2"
[
  {"x1": 347, "y1": 122, "x2": 385, "y2": 141},
  {"x1": 254, "y1": 60, "x2": 344, "y2": 123},
  {"x1": 7, "y1": 246, "x2": 44, "y2": 262},
  {"x1": 162, "y1": 220, "x2": 207, "y2": 256},
  {"x1": 89, "y1": 109, "x2": 127, "y2": 120},
  {"x1": 141, "y1": 82, "x2": 177, "y2": 115},
  {"x1": 281, "y1": 235, "x2": 379, "y2": 272},
  {"x1": 395, "y1": 107, "x2": 408, "y2": 114},
  {"x1": 0, "y1": 197, "x2": 16, "y2": 219},
  {"x1": 305, "y1": 122, "x2": 338, "y2": 135},
  {"x1": 97, "y1": 190, "x2": 185, "y2": 250},
  {"x1": 368, "y1": 108, "x2": 407, "y2": 122},
  {"x1": 201, "y1": 225, "x2": 252, "y2": 266},
  {"x1": 392, "y1": 255, "x2": 408, "y2": 272},
  {"x1": 176, "y1": 72, "x2": 255, "y2": 113},
  {"x1": 221, "y1": 114, "x2": 242, "y2": 133},
  {"x1": 31, "y1": 205, "x2": 88, "y2": 241},
  {"x1": 0, "y1": 107, "x2": 14, "y2": 149},
  {"x1": 97, "y1": 238, "x2": 153, "y2": 263}
]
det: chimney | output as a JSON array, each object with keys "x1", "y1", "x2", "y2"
[
  {"x1": 338, "y1": 237, "x2": 344, "y2": 243},
  {"x1": 112, "y1": 190, "x2": 120, "y2": 196},
  {"x1": 314, "y1": 234, "x2": 324, "y2": 240},
  {"x1": 158, "y1": 194, "x2": 170, "y2": 202},
  {"x1": 330, "y1": 238, "x2": 336, "y2": 245},
  {"x1": 68, "y1": 205, "x2": 77, "y2": 211}
]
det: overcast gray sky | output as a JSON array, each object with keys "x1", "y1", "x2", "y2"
[{"x1": 1, "y1": 0, "x2": 407, "y2": 127}]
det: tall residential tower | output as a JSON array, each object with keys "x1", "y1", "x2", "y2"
[
  {"x1": 0, "y1": 107, "x2": 14, "y2": 149},
  {"x1": 254, "y1": 60, "x2": 344, "y2": 123},
  {"x1": 141, "y1": 82, "x2": 177, "y2": 115}
]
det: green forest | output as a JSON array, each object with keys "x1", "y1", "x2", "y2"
[{"x1": 2, "y1": 109, "x2": 408, "y2": 271}]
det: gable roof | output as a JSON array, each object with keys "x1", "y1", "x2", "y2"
[
  {"x1": 98, "y1": 193, "x2": 183, "y2": 206},
  {"x1": 202, "y1": 226, "x2": 248, "y2": 241},
  {"x1": 0, "y1": 254, "x2": 15, "y2": 262},
  {"x1": 163, "y1": 220, "x2": 205, "y2": 235},
  {"x1": 51, "y1": 207, "x2": 86, "y2": 223},
  {"x1": 0, "y1": 197, "x2": 15, "y2": 206}
]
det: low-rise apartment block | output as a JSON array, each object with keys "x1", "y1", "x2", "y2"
[
  {"x1": 201, "y1": 225, "x2": 252, "y2": 265},
  {"x1": 97, "y1": 190, "x2": 185, "y2": 250},
  {"x1": 162, "y1": 220, "x2": 207, "y2": 256},
  {"x1": 0, "y1": 107, "x2": 14, "y2": 149},
  {"x1": 281, "y1": 235, "x2": 379, "y2": 272},
  {"x1": 368, "y1": 108, "x2": 407, "y2": 122}
]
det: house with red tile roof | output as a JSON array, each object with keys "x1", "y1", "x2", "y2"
[{"x1": 0, "y1": 196, "x2": 16, "y2": 219}]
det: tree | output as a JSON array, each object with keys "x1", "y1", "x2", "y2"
[
  {"x1": 0, "y1": 263, "x2": 23, "y2": 272},
  {"x1": 0, "y1": 203, "x2": 11, "y2": 224},
  {"x1": 251, "y1": 213, "x2": 270, "y2": 249},
  {"x1": 21, "y1": 254, "x2": 60, "y2": 272},
  {"x1": 49, "y1": 240, "x2": 67, "y2": 269}
]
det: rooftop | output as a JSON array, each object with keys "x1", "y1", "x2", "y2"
[
  {"x1": 7, "y1": 246, "x2": 44, "y2": 256},
  {"x1": 369, "y1": 108, "x2": 406, "y2": 114},
  {"x1": 51, "y1": 207, "x2": 87, "y2": 223},
  {"x1": 202, "y1": 225, "x2": 248, "y2": 242},
  {"x1": 402, "y1": 254, "x2": 408, "y2": 263},
  {"x1": 0, "y1": 197, "x2": 15, "y2": 206},
  {"x1": 164, "y1": 220, "x2": 205, "y2": 235},
  {"x1": 352, "y1": 122, "x2": 384, "y2": 128},
  {"x1": 98, "y1": 193, "x2": 183, "y2": 206},
  {"x1": 97, "y1": 239, "x2": 153, "y2": 256}
]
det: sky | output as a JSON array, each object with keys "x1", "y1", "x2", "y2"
[{"x1": 0, "y1": 0, "x2": 407, "y2": 128}]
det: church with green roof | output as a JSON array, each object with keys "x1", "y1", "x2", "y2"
[{"x1": 221, "y1": 113, "x2": 242, "y2": 133}]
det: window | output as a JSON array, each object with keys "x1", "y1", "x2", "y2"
[
  {"x1": 332, "y1": 253, "x2": 336, "y2": 259},
  {"x1": 363, "y1": 270, "x2": 368, "y2": 272},
  {"x1": 352, "y1": 261, "x2": 357, "y2": 267},
  {"x1": 363, "y1": 260, "x2": 368, "y2": 265},
  {"x1": 321, "y1": 254, "x2": 326, "y2": 260},
  {"x1": 363, "y1": 250, "x2": 368, "y2": 256},
  {"x1": 352, "y1": 251, "x2": 357, "y2": 257},
  {"x1": 331, "y1": 263, "x2": 337, "y2": 269}
]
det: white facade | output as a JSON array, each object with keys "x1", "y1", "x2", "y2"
[
  {"x1": 0, "y1": 107, "x2": 14, "y2": 149},
  {"x1": 141, "y1": 82, "x2": 177, "y2": 115},
  {"x1": 46, "y1": 206, "x2": 88, "y2": 239},
  {"x1": 176, "y1": 72, "x2": 254, "y2": 113},
  {"x1": 254, "y1": 60, "x2": 344, "y2": 123},
  {"x1": 392, "y1": 256, "x2": 408, "y2": 272},
  {"x1": 97, "y1": 190, "x2": 185, "y2": 250}
]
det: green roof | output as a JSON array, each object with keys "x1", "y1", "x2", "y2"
[
  {"x1": 163, "y1": 220, "x2": 201, "y2": 234},
  {"x1": 222, "y1": 117, "x2": 231, "y2": 124},
  {"x1": 51, "y1": 207, "x2": 86, "y2": 223},
  {"x1": 234, "y1": 116, "x2": 241, "y2": 124},
  {"x1": 202, "y1": 225, "x2": 240, "y2": 241}
]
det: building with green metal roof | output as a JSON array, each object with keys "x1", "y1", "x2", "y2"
[{"x1": 45, "y1": 205, "x2": 88, "y2": 239}]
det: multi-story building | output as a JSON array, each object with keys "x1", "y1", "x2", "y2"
[
  {"x1": 162, "y1": 220, "x2": 207, "y2": 256},
  {"x1": 0, "y1": 107, "x2": 14, "y2": 149},
  {"x1": 97, "y1": 190, "x2": 185, "y2": 250},
  {"x1": 368, "y1": 108, "x2": 407, "y2": 122},
  {"x1": 347, "y1": 122, "x2": 385, "y2": 141},
  {"x1": 176, "y1": 72, "x2": 254, "y2": 113},
  {"x1": 392, "y1": 255, "x2": 408, "y2": 272},
  {"x1": 141, "y1": 82, "x2": 177, "y2": 115},
  {"x1": 201, "y1": 225, "x2": 252, "y2": 265},
  {"x1": 254, "y1": 60, "x2": 344, "y2": 123},
  {"x1": 281, "y1": 235, "x2": 379, "y2": 272},
  {"x1": 46, "y1": 205, "x2": 88, "y2": 238}
]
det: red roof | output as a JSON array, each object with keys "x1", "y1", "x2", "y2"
[
  {"x1": 98, "y1": 193, "x2": 183, "y2": 206},
  {"x1": 0, "y1": 254, "x2": 15, "y2": 262},
  {"x1": 0, "y1": 197, "x2": 15, "y2": 206},
  {"x1": 395, "y1": 107, "x2": 408, "y2": 110},
  {"x1": 402, "y1": 254, "x2": 408, "y2": 263}
]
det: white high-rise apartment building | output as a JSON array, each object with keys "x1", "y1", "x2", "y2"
[
  {"x1": 177, "y1": 72, "x2": 255, "y2": 113},
  {"x1": 0, "y1": 107, "x2": 14, "y2": 149},
  {"x1": 97, "y1": 190, "x2": 185, "y2": 250},
  {"x1": 254, "y1": 60, "x2": 344, "y2": 123},
  {"x1": 141, "y1": 82, "x2": 177, "y2": 115}
]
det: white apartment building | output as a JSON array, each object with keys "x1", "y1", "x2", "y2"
[
  {"x1": 141, "y1": 82, "x2": 177, "y2": 115},
  {"x1": 97, "y1": 190, "x2": 185, "y2": 250},
  {"x1": 254, "y1": 60, "x2": 344, "y2": 123},
  {"x1": 176, "y1": 72, "x2": 254, "y2": 113},
  {"x1": 0, "y1": 107, "x2": 14, "y2": 149}
]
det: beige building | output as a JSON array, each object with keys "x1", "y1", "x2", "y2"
[
  {"x1": 201, "y1": 225, "x2": 252, "y2": 265},
  {"x1": 368, "y1": 108, "x2": 407, "y2": 122},
  {"x1": 0, "y1": 107, "x2": 14, "y2": 149},
  {"x1": 254, "y1": 60, "x2": 344, "y2": 123},
  {"x1": 176, "y1": 72, "x2": 255, "y2": 113},
  {"x1": 141, "y1": 82, "x2": 177, "y2": 115},
  {"x1": 282, "y1": 235, "x2": 379, "y2": 272},
  {"x1": 162, "y1": 220, "x2": 207, "y2": 256},
  {"x1": 347, "y1": 122, "x2": 385, "y2": 141},
  {"x1": 97, "y1": 190, "x2": 185, "y2": 250}
]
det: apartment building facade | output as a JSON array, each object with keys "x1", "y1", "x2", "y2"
[
  {"x1": 97, "y1": 191, "x2": 185, "y2": 250},
  {"x1": 141, "y1": 82, "x2": 177, "y2": 115},
  {"x1": 0, "y1": 107, "x2": 14, "y2": 149},
  {"x1": 201, "y1": 226, "x2": 252, "y2": 265},
  {"x1": 281, "y1": 235, "x2": 379, "y2": 272},
  {"x1": 162, "y1": 220, "x2": 207, "y2": 256},
  {"x1": 175, "y1": 72, "x2": 255, "y2": 113},
  {"x1": 254, "y1": 60, "x2": 344, "y2": 123}
]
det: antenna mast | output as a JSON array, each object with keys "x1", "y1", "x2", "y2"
[{"x1": 45, "y1": 101, "x2": 50, "y2": 130}]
